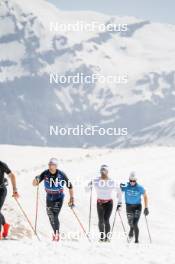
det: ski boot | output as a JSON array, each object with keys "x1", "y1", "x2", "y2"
[
  {"x1": 104, "y1": 237, "x2": 110, "y2": 243},
  {"x1": 53, "y1": 230, "x2": 60, "y2": 242},
  {"x1": 98, "y1": 238, "x2": 105, "y2": 243},
  {"x1": 2, "y1": 223, "x2": 10, "y2": 238}
]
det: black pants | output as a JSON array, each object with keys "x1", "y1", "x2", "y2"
[
  {"x1": 97, "y1": 200, "x2": 113, "y2": 240},
  {"x1": 126, "y1": 204, "x2": 142, "y2": 241},
  {"x1": 0, "y1": 187, "x2": 7, "y2": 231},
  {"x1": 46, "y1": 198, "x2": 63, "y2": 234}
]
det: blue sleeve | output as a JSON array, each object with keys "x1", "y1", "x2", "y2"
[
  {"x1": 139, "y1": 185, "x2": 145, "y2": 195},
  {"x1": 120, "y1": 183, "x2": 127, "y2": 192}
]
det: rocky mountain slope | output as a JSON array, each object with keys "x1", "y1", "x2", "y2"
[{"x1": 0, "y1": 0, "x2": 175, "y2": 147}]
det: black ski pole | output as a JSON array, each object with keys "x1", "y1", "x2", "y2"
[
  {"x1": 145, "y1": 215, "x2": 152, "y2": 243},
  {"x1": 88, "y1": 182, "x2": 93, "y2": 234},
  {"x1": 118, "y1": 211, "x2": 129, "y2": 243}
]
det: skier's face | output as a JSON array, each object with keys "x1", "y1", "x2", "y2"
[
  {"x1": 48, "y1": 163, "x2": 57, "y2": 173},
  {"x1": 100, "y1": 169, "x2": 108, "y2": 178},
  {"x1": 130, "y1": 180, "x2": 136, "y2": 186}
]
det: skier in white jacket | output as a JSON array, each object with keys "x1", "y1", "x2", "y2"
[{"x1": 87, "y1": 165, "x2": 122, "y2": 242}]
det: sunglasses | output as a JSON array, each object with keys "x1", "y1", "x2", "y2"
[
  {"x1": 100, "y1": 169, "x2": 108, "y2": 173},
  {"x1": 130, "y1": 180, "x2": 136, "y2": 183}
]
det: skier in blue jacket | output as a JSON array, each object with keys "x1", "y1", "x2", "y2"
[
  {"x1": 120, "y1": 172, "x2": 149, "y2": 243},
  {"x1": 33, "y1": 158, "x2": 74, "y2": 241}
]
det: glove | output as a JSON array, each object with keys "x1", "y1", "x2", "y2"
[
  {"x1": 12, "y1": 191, "x2": 19, "y2": 198},
  {"x1": 35, "y1": 176, "x2": 40, "y2": 183},
  {"x1": 33, "y1": 176, "x2": 40, "y2": 186},
  {"x1": 144, "y1": 208, "x2": 149, "y2": 216},
  {"x1": 68, "y1": 197, "x2": 75, "y2": 208},
  {"x1": 116, "y1": 203, "x2": 122, "y2": 211}
]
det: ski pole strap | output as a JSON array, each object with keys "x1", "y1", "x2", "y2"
[{"x1": 14, "y1": 197, "x2": 40, "y2": 241}]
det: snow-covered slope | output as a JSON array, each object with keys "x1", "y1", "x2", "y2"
[
  {"x1": 0, "y1": 145, "x2": 175, "y2": 264},
  {"x1": 0, "y1": 0, "x2": 175, "y2": 147}
]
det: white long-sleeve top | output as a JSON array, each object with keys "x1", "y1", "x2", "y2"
[{"x1": 87, "y1": 177, "x2": 122, "y2": 204}]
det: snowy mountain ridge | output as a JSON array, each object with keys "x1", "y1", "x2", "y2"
[{"x1": 0, "y1": 0, "x2": 175, "y2": 147}]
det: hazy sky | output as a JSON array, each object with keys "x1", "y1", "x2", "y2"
[{"x1": 48, "y1": 0, "x2": 175, "y2": 24}]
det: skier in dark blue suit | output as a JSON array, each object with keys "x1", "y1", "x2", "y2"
[{"x1": 33, "y1": 158, "x2": 74, "y2": 241}]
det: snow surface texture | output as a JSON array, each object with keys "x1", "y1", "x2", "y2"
[
  {"x1": 0, "y1": 0, "x2": 175, "y2": 147},
  {"x1": 0, "y1": 145, "x2": 174, "y2": 264}
]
